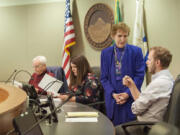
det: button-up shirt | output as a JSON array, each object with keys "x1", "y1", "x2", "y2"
[{"x1": 132, "y1": 69, "x2": 174, "y2": 122}]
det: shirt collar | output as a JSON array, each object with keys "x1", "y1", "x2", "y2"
[
  {"x1": 37, "y1": 70, "x2": 47, "y2": 77},
  {"x1": 151, "y1": 69, "x2": 169, "y2": 81},
  {"x1": 114, "y1": 44, "x2": 126, "y2": 52}
]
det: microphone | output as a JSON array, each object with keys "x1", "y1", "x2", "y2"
[
  {"x1": 12, "y1": 69, "x2": 32, "y2": 85},
  {"x1": 38, "y1": 80, "x2": 67, "y2": 123},
  {"x1": 5, "y1": 69, "x2": 17, "y2": 84},
  {"x1": 39, "y1": 94, "x2": 59, "y2": 123},
  {"x1": 22, "y1": 84, "x2": 47, "y2": 117},
  {"x1": 22, "y1": 84, "x2": 39, "y2": 101},
  {"x1": 20, "y1": 92, "x2": 75, "y2": 135},
  {"x1": 47, "y1": 95, "x2": 58, "y2": 123},
  {"x1": 87, "y1": 101, "x2": 105, "y2": 106}
]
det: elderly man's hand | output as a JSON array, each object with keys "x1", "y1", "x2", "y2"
[{"x1": 35, "y1": 88, "x2": 39, "y2": 93}]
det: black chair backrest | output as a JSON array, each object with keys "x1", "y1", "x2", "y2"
[
  {"x1": 91, "y1": 66, "x2": 101, "y2": 79},
  {"x1": 148, "y1": 122, "x2": 179, "y2": 135},
  {"x1": 91, "y1": 66, "x2": 106, "y2": 114},
  {"x1": 46, "y1": 66, "x2": 68, "y2": 93},
  {"x1": 91, "y1": 66, "x2": 103, "y2": 99},
  {"x1": 163, "y1": 74, "x2": 180, "y2": 129}
]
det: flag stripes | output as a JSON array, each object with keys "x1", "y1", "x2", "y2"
[{"x1": 62, "y1": 0, "x2": 75, "y2": 84}]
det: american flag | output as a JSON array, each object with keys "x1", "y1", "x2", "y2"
[{"x1": 62, "y1": 0, "x2": 76, "y2": 84}]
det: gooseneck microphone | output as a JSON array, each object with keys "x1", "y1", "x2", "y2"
[
  {"x1": 5, "y1": 69, "x2": 17, "y2": 84},
  {"x1": 21, "y1": 92, "x2": 74, "y2": 135},
  {"x1": 87, "y1": 101, "x2": 105, "y2": 106},
  {"x1": 12, "y1": 69, "x2": 32, "y2": 85}
]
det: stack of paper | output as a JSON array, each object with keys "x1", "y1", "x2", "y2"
[
  {"x1": 38, "y1": 73, "x2": 63, "y2": 95},
  {"x1": 66, "y1": 112, "x2": 99, "y2": 117},
  {"x1": 65, "y1": 112, "x2": 99, "y2": 122}
]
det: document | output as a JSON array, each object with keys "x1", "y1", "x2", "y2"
[
  {"x1": 66, "y1": 112, "x2": 99, "y2": 117},
  {"x1": 65, "y1": 117, "x2": 98, "y2": 122},
  {"x1": 38, "y1": 73, "x2": 63, "y2": 95},
  {"x1": 65, "y1": 112, "x2": 98, "y2": 122},
  {"x1": 40, "y1": 98, "x2": 62, "y2": 107}
]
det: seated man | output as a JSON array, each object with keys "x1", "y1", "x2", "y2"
[
  {"x1": 118, "y1": 46, "x2": 174, "y2": 135},
  {"x1": 29, "y1": 56, "x2": 54, "y2": 95}
]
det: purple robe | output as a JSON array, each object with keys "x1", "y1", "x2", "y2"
[{"x1": 100, "y1": 44, "x2": 145, "y2": 126}]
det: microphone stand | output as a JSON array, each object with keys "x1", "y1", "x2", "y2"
[
  {"x1": 22, "y1": 93, "x2": 74, "y2": 135},
  {"x1": 5, "y1": 69, "x2": 17, "y2": 84},
  {"x1": 38, "y1": 80, "x2": 67, "y2": 124}
]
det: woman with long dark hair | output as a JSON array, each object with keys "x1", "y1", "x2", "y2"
[{"x1": 58, "y1": 55, "x2": 101, "y2": 104}]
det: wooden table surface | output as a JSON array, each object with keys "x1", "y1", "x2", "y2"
[{"x1": 0, "y1": 83, "x2": 27, "y2": 134}]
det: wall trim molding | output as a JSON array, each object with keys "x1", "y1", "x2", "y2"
[{"x1": 0, "y1": 0, "x2": 65, "y2": 7}]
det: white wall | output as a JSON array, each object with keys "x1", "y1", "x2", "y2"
[{"x1": 0, "y1": 2, "x2": 65, "y2": 81}]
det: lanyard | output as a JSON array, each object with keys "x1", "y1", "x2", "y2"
[{"x1": 114, "y1": 45, "x2": 125, "y2": 66}]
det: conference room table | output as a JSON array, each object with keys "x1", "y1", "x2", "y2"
[{"x1": 40, "y1": 102, "x2": 115, "y2": 135}]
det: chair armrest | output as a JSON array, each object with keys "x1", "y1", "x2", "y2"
[
  {"x1": 119, "y1": 121, "x2": 157, "y2": 135},
  {"x1": 121, "y1": 121, "x2": 156, "y2": 128}
]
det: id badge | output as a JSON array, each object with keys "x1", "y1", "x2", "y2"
[{"x1": 115, "y1": 63, "x2": 121, "y2": 75}]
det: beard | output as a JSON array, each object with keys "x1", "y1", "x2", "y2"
[{"x1": 148, "y1": 63, "x2": 156, "y2": 74}]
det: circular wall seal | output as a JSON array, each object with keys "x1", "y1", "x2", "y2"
[{"x1": 84, "y1": 3, "x2": 114, "y2": 50}]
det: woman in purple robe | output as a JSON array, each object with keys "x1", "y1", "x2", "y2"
[{"x1": 101, "y1": 22, "x2": 145, "y2": 126}]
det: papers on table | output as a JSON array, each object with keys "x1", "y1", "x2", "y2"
[
  {"x1": 13, "y1": 80, "x2": 23, "y2": 88},
  {"x1": 38, "y1": 73, "x2": 63, "y2": 95},
  {"x1": 65, "y1": 112, "x2": 99, "y2": 122},
  {"x1": 66, "y1": 112, "x2": 99, "y2": 117},
  {"x1": 65, "y1": 117, "x2": 98, "y2": 122},
  {"x1": 40, "y1": 98, "x2": 62, "y2": 107}
]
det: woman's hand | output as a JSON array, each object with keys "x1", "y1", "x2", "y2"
[
  {"x1": 113, "y1": 92, "x2": 129, "y2": 105},
  {"x1": 58, "y1": 94, "x2": 69, "y2": 101},
  {"x1": 118, "y1": 93, "x2": 129, "y2": 105},
  {"x1": 112, "y1": 93, "x2": 121, "y2": 104},
  {"x1": 58, "y1": 94, "x2": 76, "y2": 102}
]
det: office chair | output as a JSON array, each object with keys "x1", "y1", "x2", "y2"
[
  {"x1": 91, "y1": 66, "x2": 106, "y2": 114},
  {"x1": 148, "y1": 122, "x2": 179, "y2": 135},
  {"x1": 47, "y1": 66, "x2": 68, "y2": 93},
  {"x1": 115, "y1": 74, "x2": 180, "y2": 135}
]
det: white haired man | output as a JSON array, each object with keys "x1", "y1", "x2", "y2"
[{"x1": 29, "y1": 56, "x2": 54, "y2": 95}]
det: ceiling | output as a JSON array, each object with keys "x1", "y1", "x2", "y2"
[{"x1": 0, "y1": 0, "x2": 65, "y2": 7}]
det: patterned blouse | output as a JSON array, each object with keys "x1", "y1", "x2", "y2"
[{"x1": 70, "y1": 73, "x2": 102, "y2": 105}]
